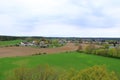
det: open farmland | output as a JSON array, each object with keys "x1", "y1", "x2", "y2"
[
  {"x1": 0, "y1": 39, "x2": 120, "y2": 80},
  {"x1": 0, "y1": 40, "x2": 22, "y2": 47},
  {"x1": 0, "y1": 43, "x2": 78, "y2": 58},
  {"x1": 0, "y1": 52, "x2": 120, "y2": 80}
]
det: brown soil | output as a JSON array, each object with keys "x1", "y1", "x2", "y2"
[{"x1": 0, "y1": 43, "x2": 78, "y2": 58}]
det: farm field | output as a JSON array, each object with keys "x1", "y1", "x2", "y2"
[
  {"x1": 0, "y1": 51, "x2": 120, "y2": 80},
  {"x1": 0, "y1": 43, "x2": 77, "y2": 58},
  {"x1": 0, "y1": 40, "x2": 22, "y2": 47}
]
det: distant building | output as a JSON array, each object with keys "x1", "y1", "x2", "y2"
[
  {"x1": 20, "y1": 42, "x2": 34, "y2": 46},
  {"x1": 39, "y1": 41, "x2": 49, "y2": 48}
]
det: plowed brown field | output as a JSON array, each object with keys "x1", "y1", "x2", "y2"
[{"x1": 0, "y1": 43, "x2": 78, "y2": 58}]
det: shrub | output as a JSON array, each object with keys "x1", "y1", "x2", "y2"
[
  {"x1": 103, "y1": 44, "x2": 110, "y2": 49},
  {"x1": 77, "y1": 45, "x2": 84, "y2": 53},
  {"x1": 7, "y1": 65, "x2": 59, "y2": 80},
  {"x1": 32, "y1": 52, "x2": 42, "y2": 56},
  {"x1": 72, "y1": 65, "x2": 118, "y2": 80},
  {"x1": 38, "y1": 52, "x2": 42, "y2": 55},
  {"x1": 77, "y1": 44, "x2": 82, "y2": 51},
  {"x1": 15, "y1": 44, "x2": 19, "y2": 47},
  {"x1": 95, "y1": 49, "x2": 108, "y2": 56},
  {"x1": 114, "y1": 47, "x2": 120, "y2": 57},
  {"x1": 43, "y1": 52, "x2": 47, "y2": 55},
  {"x1": 84, "y1": 44, "x2": 96, "y2": 54},
  {"x1": 6, "y1": 65, "x2": 119, "y2": 80},
  {"x1": 59, "y1": 68, "x2": 77, "y2": 80},
  {"x1": 108, "y1": 48, "x2": 118, "y2": 57}
]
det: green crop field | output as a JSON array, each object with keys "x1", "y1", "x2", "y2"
[
  {"x1": 0, "y1": 40, "x2": 22, "y2": 47},
  {"x1": 0, "y1": 51, "x2": 120, "y2": 80}
]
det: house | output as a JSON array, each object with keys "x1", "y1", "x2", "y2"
[
  {"x1": 20, "y1": 42, "x2": 34, "y2": 46},
  {"x1": 20, "y1": 42, "x2": 28, "y2": 46},
  {"x1": 39, "y1": 41, "x2": 49, "y2": 48},
  {"x1": 58, "y1": 39, "x2": 66, "y2": 45}
]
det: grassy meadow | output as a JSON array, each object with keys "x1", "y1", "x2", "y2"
[
  {"x1": 0, "y1": 51, "x2": 120, "y2": 80},
  {"x1": 0, "y1": 40, "x2": 22, "y2": 47}
]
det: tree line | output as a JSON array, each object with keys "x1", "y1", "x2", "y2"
[{"x1": 77, "y1": 43, "x2": 120, "y2": 58}]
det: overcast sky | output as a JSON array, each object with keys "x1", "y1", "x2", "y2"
[{"x1": 0, "y1": 0, "x2": 120, "y2": 37}]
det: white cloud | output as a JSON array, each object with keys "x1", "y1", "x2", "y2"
[
  {"x1": 28, "y1": 23, "x2": 80, "y2": 37},
  {"x1": 18, "y1": 22, "x2": 120, "y2": 37},
  {"x1": 15, "y1": 0, "x2": 87, "y2": 19},
  {"x1": 0, "y1": 14, "x2": 16, "y2": 33},
  {"x1": 0, "y1": 0, "x2": 120, "y2": 37}
]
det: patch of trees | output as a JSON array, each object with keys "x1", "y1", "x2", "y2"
[
  {"x1": 77, "y1": 43, "x2": 120, "y2": 58},
  {"x1": 0, "y1": 36, "x2": 44, "y2": 41},
  {"x1": 0, "y1": 36, "x2": 20, "y2": 41},
  {"x1": 6, "y1": 65, "x2": 119, "y2": 80}
]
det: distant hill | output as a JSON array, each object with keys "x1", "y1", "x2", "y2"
[{"x1": 0, "y1": 35, "x2": 120, "y2": 41}]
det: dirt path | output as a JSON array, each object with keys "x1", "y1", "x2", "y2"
[{"x1": 0, "y1": 43, "x2": 78, "y2": 58}]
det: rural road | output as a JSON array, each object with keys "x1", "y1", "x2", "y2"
[{"x1": 0, "y1": 43, "x2": 78, "y2": 58}]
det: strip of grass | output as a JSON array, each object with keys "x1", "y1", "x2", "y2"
[
  {"x1": 0, "y1": 40, "x2": 22, "y2": 47},
  {"x1": 0, "y1": 52, "x2": 120, "y2": 80}
]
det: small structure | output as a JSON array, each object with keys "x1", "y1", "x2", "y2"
[
  {"x1": 20, "y1": 42, "x2": 34, "y2": 46},
  {"x1": 39, "y1": 41, "x2": 49, "y2": 48},
  {"x1": 58, "y1": 39, "x2": 66, "y2": 45}
]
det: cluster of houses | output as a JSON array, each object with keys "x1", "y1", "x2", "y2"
[
  {"x1": 79, "y1": 39, "x2": 120, "y2": 45},
  {"x1": 20, "y1": 41, "x2": 48, "y2": 48},
  {"x1": 19, "y1": 38, "x2": 120, "y2": 49},
  {"x1": 71, "y1": 38, "x2": 120, "y2": 48},
  {"x1": 20, "y1": 39, "x2": 67, "y2": 48}
]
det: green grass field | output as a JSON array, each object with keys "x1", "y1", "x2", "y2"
[
  {"x1": 0, "y1": 40, "x2": 22, "y2": 47},
  {"x1": 0, "y1": 52, "x2": 120, "y2": 80}
]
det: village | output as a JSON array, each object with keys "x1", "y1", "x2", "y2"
[
  {"x1": 19, "y1": 38, "x2": 120, "y2": 49},
  {"x1": 20, "y1": 39, "x2": 67, "y2": 48}
]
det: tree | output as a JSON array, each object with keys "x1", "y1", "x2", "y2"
[
  {"x1": 77, "y1": 44, "x2": 82, "y2": 51},
  {"x1": 95, "y1": 49, "x2": 108, "y2": 56},
  {"x1": 72, "y1": 65, "x2": 118, "y2": 80},
  {"x1": 108, "y1": 48, "x2": 118, "y2": 57},
  {"x1": 84, "y1": 44, "x2": 96, "y2": 54}
]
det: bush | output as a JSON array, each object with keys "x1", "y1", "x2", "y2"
[
  {"x1": 43, "y1": 52, "x2": 47, "y2": 55},
  {"x1": 95, "y1": 49, "x2": 108, "y2": 56},
  {"x1": 103, "y1": 44, "x2": 110, "y2": 49},
  {"x1": 15, "y1": 44, "x2": 19, "y2": 47},
  {"x1": 84, "y1": 44, "x2": 96, "y2": 54},
  {"x1": 77, "y1": 45, "x2": 82, "y2": 50},
  {"x1": 6, "y1": 65, "x2": 119, "y2": 80},
  {"x1": 108, "y1": 48, "x2": 118, "y2": 57},
  {"x1": 77, "y1": 45, "x2": 84, "y2": 53},
  {"x1": 59, "y1": 68, "x2": 77, "y2": 80},
  {"x1": 72, "y1": 65, "x2": 118, "y2": 80},
  {"x1": 116, "y1": 48, "x2": 120, "y2": 57},
  {"x1": 7, "y1": 65, "x2": 59, "y2": 80}
]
